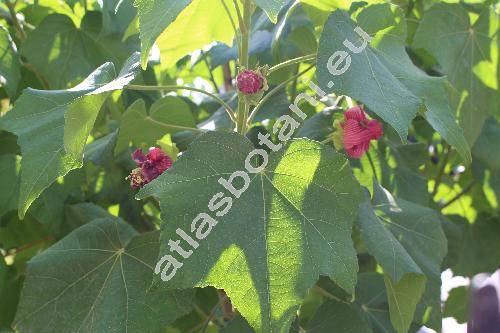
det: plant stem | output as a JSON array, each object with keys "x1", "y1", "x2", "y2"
[
  {"x1": 267, "y1": 53, "x2": 317, "y2": 75},
  {"x1": 366, "y1": 150, "x2": 378, "y2": 182},
  {"x1": 5, "y1": 0, "x2": 26, "y2": 40},
  {"x1": 124, "y1": 84, "x2": 237, "y2": 123},
  {"x1": 313, "y1": 285, "x2": 350, "y2": 304},
  {"x1": 221, "y1": 0, "x2": 240, "y2": 52},
  {"x1": 440, "y1": 181, "x2": 476, "y2": 209},
  {"x1": 200, "y1": 294, "x2": 228, "y2": 333},
  {"x1": 201, "y1": 51, "x2": 219, "y2": 92},
  {"x1": 431, "y1": 144, "x2": 451, "y2": 197},
  {"x1": 235, "y1": 0, "x2": 252, "y2": 134},
  {"x1": 246, "y1": 64, "x2": 315, "y2": 126}
]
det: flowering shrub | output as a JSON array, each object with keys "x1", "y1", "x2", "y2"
[{"x1": 0, "y1": 1, "x2": 498, "y2": 333}]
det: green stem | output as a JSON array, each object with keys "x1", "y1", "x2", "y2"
[
  {"x1": 5, "y1": 0, "x2": 27, "y2": 40},
  {"x1": 366, "y1": 150, "x2": 378, "y2": 182},
  {"x1": 236, "y1": 0, "x2": 252, "y2": 134},
  {"x1": 440, "y1": 181, "x2": 476, "y2": 210},
  {"x1": 201, "y1": 51, "x2": 219, "y2": 92},
  {"x1": 124, "y1": 84, "x2": 236, "y2": 123},
  {"x1": 431, "y1": 143, "x2": 451, "y2": 197},
  {"x1": 267, "y1": 53, "x2": 317, "y2": 75},
  {"x1": 246, "y1": 64, "x2": 315, "y2": 126},
  {"x1": 221, "y1": 0, "x2": 240, "y2": 52}
]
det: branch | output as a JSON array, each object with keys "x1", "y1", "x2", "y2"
[
  {"x1": 267, "y1": 53, "x2": 317, "y2": 75},
  {"x1": 431, "y1": 144, "x2": 451, "y2": 197},
  {"x1": 246, "y1": 64, "x2": 315, "y2": 126},
  {"x1": 440, "y1": 181, "x2": 476, "y2": 209}
]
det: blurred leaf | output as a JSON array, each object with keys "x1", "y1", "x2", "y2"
[
  {"x1": 0, "y1": 26, "x2": 21, "y2": 97},
  {"x1": 413, "y1": 3, "x2": 499, "y2": 146},
  {"x1": 153, "y1": 0, "x2": 238, "y2": 69},
  {"x1": 444, "y1": 286, "x2": 469, "y2": 324},
  {"x1": 473, "y1": 117, "x2": 500, "y2": 170},
  {"x1": 134, "y1": 0, "x2": 191, "y2": 68},
  {"x1": 21, "y1": 14, "x2": 106, "y2": 88}
]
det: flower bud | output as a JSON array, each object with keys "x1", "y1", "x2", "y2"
[{"x1": 237, "y1": 70, "x2": 264, "y2": 95}]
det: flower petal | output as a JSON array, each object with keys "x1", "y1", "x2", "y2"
[{"x1": 344, "y1": 106, "x2": 366, "y2": 121}]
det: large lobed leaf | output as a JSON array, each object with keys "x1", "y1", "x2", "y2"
[
  {"x1": 138, "y1": 131, "x2": 364, "y2": 333},
  {"x1": 14, "y1": 217, "x2": 194, "y2": 332},
  {"x1": 1, "y1": 53, "x2": 141, "y2": 218},
  {"x1": 413, "y1": 3, "x2": 498, "y2": 146},
  {"x1": 317, "y1": 5, "x2": 471, "y2": 162}
]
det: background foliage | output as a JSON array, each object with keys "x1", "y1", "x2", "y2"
[{"x1": 0, "y1": 0, "x2": 498, "y2": 332}]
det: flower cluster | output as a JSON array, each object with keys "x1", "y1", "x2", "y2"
[
  {"x1": 127, "y1": 147, "x2": 173, "y2": 188},
  {"x1": 333, "y1": 106, "x2": 383, "y2": 158}
]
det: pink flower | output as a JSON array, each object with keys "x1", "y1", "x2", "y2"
[
  {"x1": 127, "y1": 147, "x2": 173, "y2": 188},
  {"x1": 341, "y1": 106, "x2": 383, "y2": 158},
  {"x1": 237, "y1": 70, "x2": 264, "y2": 95}
]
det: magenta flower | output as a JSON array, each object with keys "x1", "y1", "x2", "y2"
[
  {"x1": 341, "y1": 106, "x2": 383, "y2": 158},
  {"x1": 127, "y1": 147, "x2": 173, "y2": 188},
  {"x1": 237, "y1": 70, "x2": 264, "y2": 95}
]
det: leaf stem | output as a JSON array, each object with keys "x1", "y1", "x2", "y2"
[
  {"x1": 267, "y1": 53, "x2": 317, "y2": 75},
  {"x1": 440, "y1": 181, "x2": 476, "y2": 209},
  {"x1": 201, "y1": 51, "x2": 219, "y2": 92},
  {"x1": 124, "y1": 84, "x2": 237, "y2": 123},
  {"x1": 246, "y1": 64, "x2": 315, "y2": 126},
  {"x1": 5, "y1": 0, "x2": 26, "y2": 40},
  {"x1": 366, "y1": 150, "x2": 378, "y2": 182},
  {"x1": 431, "y1": 143, "x2": 451, "y2": 197},
  {"x1": 200, "y1": 294, "x2": 228, "y2": 333},
  {"x1": 221, "y1": 0, "x2": 240, "y2": 52},
  {"x1": 313, "y1": 285, "x2": 350, "y2": 304}
]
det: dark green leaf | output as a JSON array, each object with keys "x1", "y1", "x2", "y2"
[
  {"x1": 1, "y1": 53, "x2": 140, "y2": 218},
  {"x1": 0, "y1": 26, "x2": 21, "y2": 97},
  {"x1": 14, "y1": 218, "x2": 194, "y2": 333},
  {"x1": 138, "y1": 131, "x2": 363, "y2": 333}
]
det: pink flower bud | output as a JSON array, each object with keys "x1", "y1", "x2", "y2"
[
  {"x1": 237, "y1": 70, "x2": 264, "y2": 95},
  {"x1": 341, "y1": 106, "x2": 383, "y2": 158}
]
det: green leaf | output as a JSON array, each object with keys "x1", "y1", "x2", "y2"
[
  {"x1": 0, "y1": 258, "x2": 22, "y2": 330},
  {"x1": 21, "y1": 14, "x2": 106, "y2": 89},
  {"x1": 317, "y1": 9, "x2": 420, "y2": 142},
  {"x1": 14, "y1": 218, "x2": 194, "y2": 332},
  {"x1": 473, "y1": 117, "x2": 500, "y2": 170},
  {"x1": 0, "y1": 26, "x2": 21, "y2": 97},
  {"x1": 305, "y1": 299, "x2": 372, "y2": 333},
  {"x1": 134, "y1": 0, "x2": 191, "y2": 68},
  {"x1": 152, "y1": 0, "x2": 238, "y2": 69},
  {"x1": 358, "y1": 4, "x2": 471, "y2": 163},
  {"x1": 318, "y1": 5, "x2": 471, "y2": 162},
  {"x1": 253, "y1": 0, "x2": 287, "y2": 23},
  {"x1": 84, "y1": 130, "x2": 119, "y2": 166},
  {"x1": 453, "y1": 215, "x2": 500, "y2": 277},
  {"x1": 1, "y1": 53, "x2": 140, "y2": 218},
  {"x1": 138, "y1": 131, "x2": 364, "y2": 333},
  {"x1": 0, "y1": 154, "x2": 20, "y2": 219},
  {"x1": 443, "y1": 286, "x2": 469, "y2": 324},
  {"x1": 369, "y1": 183, "x2": 447, "y2": 330},
  {"x1": 383, "y1": 274, "x2": 426, "y2": 333},
  {"x1": 115, "y1": 97, "x2": 196, "y2": 154},
  {"x1": 412, "y1": 3, "x2": 499, "y2": 145}
]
